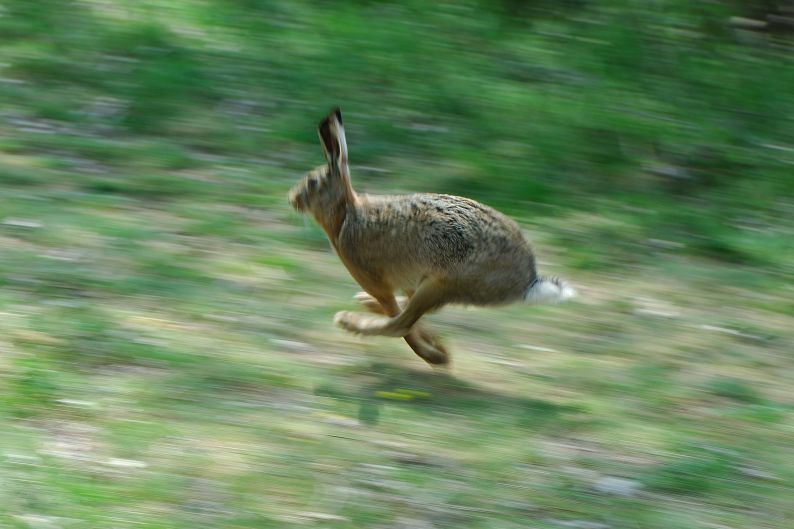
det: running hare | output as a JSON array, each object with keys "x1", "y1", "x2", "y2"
[{"x1": 288, "y1": 107, "x2": 574, "y2": 365}]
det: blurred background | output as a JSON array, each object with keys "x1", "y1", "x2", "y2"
[{"x1": 1, "y1": 1, "x2": 793, "y2": 527}]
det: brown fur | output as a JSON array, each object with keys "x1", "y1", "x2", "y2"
[{"x1": 288, "y1": 108, "x2": 571, "y2": 365}]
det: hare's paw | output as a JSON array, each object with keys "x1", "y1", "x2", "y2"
[
  {"x1": 418, "y1": 329, "x2": 446, "y2": 353},
  {"x1": 413, "y1": 336, "x2": 450, "y2": 366},
  {"x1": 334, "y1": 311, "x2": 390, "y2": 335},
  {"x1": 354, "y1": 292, "x2": 408, "y2": 314},
  {"x1": 417, "y1": 328, "x2": 450, "y2": 364},
  {"x1": 353, "y1": 292, "x2": 383, "y2": 314}
]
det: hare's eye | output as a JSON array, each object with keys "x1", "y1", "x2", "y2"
[{"x1": 308, "y1": 178, "x2": 318, "y2": 189}]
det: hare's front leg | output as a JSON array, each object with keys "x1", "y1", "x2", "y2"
[
  {"x1": 335, "y1": 279, "x2": 445, "y2": 338},
  {"x1": 354, "y1": 291, "x2": 408, "y2": 313}
]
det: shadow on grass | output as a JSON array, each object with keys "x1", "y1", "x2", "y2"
[{"x1": 315, "y1": 362, "x2": 587, "y2": 428}]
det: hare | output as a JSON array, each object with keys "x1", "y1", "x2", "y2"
[{"x1": 288, "y1": 107, "x2": 574, "y2": 365}]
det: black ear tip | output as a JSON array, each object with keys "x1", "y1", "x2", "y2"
[{"x1": 318, "y1": 107, "x2": 342, "y2": 129}]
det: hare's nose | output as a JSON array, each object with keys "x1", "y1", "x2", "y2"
[{"x1": 288, "y1": 188, "x2": 303, "y2": 210}]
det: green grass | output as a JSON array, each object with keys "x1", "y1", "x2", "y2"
[{"x1": 1, "y1": 1, "x2": 794, "y2": 528}]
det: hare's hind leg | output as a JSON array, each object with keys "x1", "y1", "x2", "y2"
[
  {"x1": 355, "y1": 291, "x2": 442, "y2": 346},
  {"x1": 355, "y1": 292, "x2": 449, "y2": 364},
  {"x1": 353, "y1": 291, "x2": 448, "y2": 365},
  {"x1": 336, "y1": 279, "x2": 446, "y2": 338}
]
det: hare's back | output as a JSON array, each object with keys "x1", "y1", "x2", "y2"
[{"x1": 340, "y1": 194, "x2": 535, "y2": 294}]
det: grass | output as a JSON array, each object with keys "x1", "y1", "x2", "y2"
[{"x1": 1, "y1": 0, "x2": 794, "y2": 528}]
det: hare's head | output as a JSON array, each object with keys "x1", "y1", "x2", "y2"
[{"x1": 289, "y1": 107, "x2": 354, "y2": 216}]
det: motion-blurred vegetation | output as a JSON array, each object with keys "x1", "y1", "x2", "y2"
[{"x1": 1, "y1": 1, "x2": 793, "y2": 528}]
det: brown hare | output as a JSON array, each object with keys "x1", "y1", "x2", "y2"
[{"x1": 288, "y1": 107, "x2": 574, "y2": 365}]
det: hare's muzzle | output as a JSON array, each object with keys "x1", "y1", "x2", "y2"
[{"x1": 288, "y1": 184, "x2": 306, "y2": 211}]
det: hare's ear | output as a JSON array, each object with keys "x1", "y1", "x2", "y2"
[{"x1": 318, "y1": 107, "x2": 348, "y2": 173}]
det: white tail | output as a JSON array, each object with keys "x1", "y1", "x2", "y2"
[{"x1": 524, "y1": 276, "x2": 576, "y2": 304}]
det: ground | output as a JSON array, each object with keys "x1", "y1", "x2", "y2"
[{"x1": 2, "y1": 185, "x2": 792, "y2": 527}]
